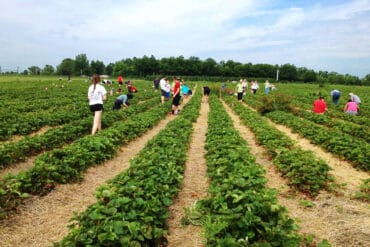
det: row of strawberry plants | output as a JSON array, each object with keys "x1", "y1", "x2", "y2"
[
  {"x1": 0, "y1": 86, "x2": 158, "y2": 141},
  {"x1": 193, "y1": 94, "x2": 301, "y2": 246},
  {"x1": 266, "y1": 111, "x2": 370, "y2": 171},
  {"x1": 291, "y1": 108, "x2": 370, "y2": 143},
  {"x1": 56, "y1": 89, "x2": 202, "y2": 246},
  {"x1": 238, "y1": 93, "x2": 370, "y2": 141},
  {"x1": 0, "y1": 95, "x2": 160, "y2": 168},
  {"x1": 0, "y1": 105, "x2": 90, "y2": 141},
  {"x1": 223, "y1": 95, "x2": 333, "y2": 196},
  {"x1": 0, "y1": 98, "x2": 171, "y2": 218}
]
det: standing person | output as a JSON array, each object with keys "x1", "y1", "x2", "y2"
[
  {"x1": 117, "y1": 75, "x2": 123, "y2": 88},
  {"x1": 113, "y1": 93, "x2": 132, "y2": 110},
  {"x1": 251, "y1": 81, "x2": 259, "y2": 94},
  {"x1": 88, "y1": 74, "x2": 107, "y2": 135},
  {"x1": 203, "y1": 86, "x2": 211, "y2": 103},
  {"x1": 242, "y1": 79, "x2": 248, "y2": 94},
  {"x1": 160, "y1": 76, "x2": 169, "y2": 103},
  {"x1": 330, "y1": 89, "x2": 341, "y2": 105},
  {"x1": 264, "y1": 80, "x2": 271, "y2": 94},
  {"x1": 349, "y1": 93, "x2": 361, "y2": 105},
  {"x1": 313, "y1": 96, "x2": 328, "y2": 114},
  {"x1": 153, "y1": 77, "x2": 160, "y2": 91},
  {"x1": 344, "y1": 99, "x2": 359, "y2": 115},
  {"x1": 236, "y1": 80, "x2": 244, "y2": 102},
  {"x1": 172, "y1": 78, "x2": 181, "y2": 115}
]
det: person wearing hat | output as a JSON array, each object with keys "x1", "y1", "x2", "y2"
[
  {"x1": 349, "y1": 93, "x2": 361, "y2": 105},
  {"x1": 330, "y1": 89, "x2": 341, "y2": 106}
]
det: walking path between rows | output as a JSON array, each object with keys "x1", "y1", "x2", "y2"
[
  {"x1": 166, "y1": 100, "x2": 210, "y2": 247},
  {"x1": 223, "y1": 101, "x2": 370, "y2": 247},
  {"x1": 0, "y1": 107, "x2": 179, "y2": 246}
]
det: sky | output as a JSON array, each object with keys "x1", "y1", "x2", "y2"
[{"x1": 0, "y1": 0, "x2": 370, "y2": 78}]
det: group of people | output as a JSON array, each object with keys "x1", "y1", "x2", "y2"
[
  {"x1": 158, "y1": 76, "x2": 194, "y2": 115},
  {"x1": 87, "y1": 74, "x2": 136, "y2": 135},
  {"x1": 235, "y1": 79, "x2": 276, "y2": 102},
  {"x1": 313, "y1": 89, "x2": 361, "y2": 115}
]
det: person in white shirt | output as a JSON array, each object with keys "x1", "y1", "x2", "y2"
[
  {"x1": 160, "y1": 76, "x2": 169, "y2": 103},
  {"x1": 88, "y1": 74, "x2": 107, "y2": 135},
  {"x1": 349, "y1": 93, "x2": 361, "y2": 105}
]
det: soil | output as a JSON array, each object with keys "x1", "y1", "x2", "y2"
[
  {"x1": 222, "y1": 101, "x2": 370, "y2": 247},
  {"x1": 0, "y1": 97, "x2": 369, "y2": 247},
  {"x1": 166, "y1": 100, "x2": 210, "y2": 247}
]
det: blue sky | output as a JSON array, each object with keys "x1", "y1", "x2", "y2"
[{"x1": 0, "y1": 0, "x2": 369, "y2": 78}]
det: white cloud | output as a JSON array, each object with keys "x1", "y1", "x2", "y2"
[{"x1": 0, "y1": 0, "x2": 369, "y2": 77}]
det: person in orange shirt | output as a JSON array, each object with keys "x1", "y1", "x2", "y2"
[
  {"x1": 313, "y1": 96, "x2": 328, "y2": 114},
  {"x1": 117, "y1": 75, "x2": 123, "y2": 88}
]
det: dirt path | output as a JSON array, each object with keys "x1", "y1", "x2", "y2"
[
  {"x1": 166, "y1": 100, "x2": 210, "y2": 247},
  {"x1": 0, "y1": 114, "x2": 178, "y2": 247},
  {"x1": 0, "y1": 126, "x2": 52, "y2": 145},
  {"x1": 270, "y1": 120, "x2": 369, "y2": 196},
  {"x1": 223, "y1": 102, "x2": 370, "y2": 247},
  {"x1": 0, "y1": 156, "x2": 36, "y2": 180}
]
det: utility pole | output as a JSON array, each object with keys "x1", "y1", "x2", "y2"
[{"x1": 276, "y1": 69, "x2": 279, "y2": 81}]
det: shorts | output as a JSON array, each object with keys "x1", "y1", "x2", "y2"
[
  {"x1": 203, "y1": 88, "x2": 210, "y2": 96},
  {"x1": 172, "y1": 94, "x2": 181, "y2": 106},
  {"x1": 346, "y1": 110, "x2": 358, "y2": 115},
  {"x1": 90, "y1": 104, "x2": 103, "y2": 112},
  {"x1": 161, "y1": 90, "x2": 167, "y2": 97},
  {"x1": 237, "y1": 92, "x2": 243, "y2": 100}
]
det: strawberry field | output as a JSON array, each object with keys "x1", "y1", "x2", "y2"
[{"x1": 0, "y1": 76, "x2": 369, "y2": 247}]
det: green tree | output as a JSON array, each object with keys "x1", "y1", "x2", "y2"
[
  {"x1": 90, "y1": 60, "x2": 105, "y2": 74},
  {"x1": 362, "y1": 74, "x2": 370, "y2": 85},
  {"x1": 28, "y1": 66, "x2": 41, "y2": 75},
  {"x1": 279, "y1": 63, "x2": 298, "y2": 81},
  {"x1": 41, "y1": 64, "x2": 55, "y2": 75},
  {"x1": 105, "y1": 63, "x2": 114, "y2": 76},
  {"x1": 74, "y1": 53, "x2": 90, "y2": 75},
  {"x1": 57, "y1": 58, "x2": 75, "y2": 76}
]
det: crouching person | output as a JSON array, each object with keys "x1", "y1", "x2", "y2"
[{"x1": 113, "y1": 93, "x2": 133, "y2": 110}]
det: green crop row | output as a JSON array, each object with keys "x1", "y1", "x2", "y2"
[
  {"x1": 0, "y1": 95, "x2": 160, "y2": 168},
  {"x1": 0, "y1": 97, "x2": 170, "y2": 218},
  {"x1": 192, "y1": 94, "x2": 301, "y2": 246},
  {"x1": 56, "y1": 87, "x2": 202, "y2": 246},
  {"x1": 266, "y1": 111, "x2": 370, "y2": 171},
  {"x1": 223, "y1": 96, "x2": 333, "y2": 196},
  {"x1": 291, "y1": 108, "x2": 370, "y2": 143}
]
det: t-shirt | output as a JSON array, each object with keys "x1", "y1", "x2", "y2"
[
  {"x1": 173, "y1": 80, "x2": 181, "y2": 96},
  {"x1": 351, "y1": 95, "x2": 361, "y2": 104},
  {"x1": 182, "y1": 85, "x2": 189, "y2": 94},
  {"x1": 346, "y1": 101, "x2": 358, "y2": 112},
  {"x1": 236, "y1": 83, "x2": 243, "y2": 93},
  {"x1": 160, "y1": 78, "x2": 168, "y2": 91},
  {"x1": 313, "y1": 99, "x2": 327, "y2": 114},
  {"x1": 116, "y1": 94, "x2": 128, "y2": 104},
  {"x1": 88, "y1": 84, "x2": 107, "y2": 105}
]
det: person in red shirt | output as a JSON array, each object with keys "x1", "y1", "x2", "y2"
[
  {"x1": 117, "y1": 75, "x2": 123, "y2": 88},
  {"x1": 172, "y1": 78, "x2": 181, "y2": 115},
  {"x1": 313, "y1": 96, "x2": 328, "y2": 114}
]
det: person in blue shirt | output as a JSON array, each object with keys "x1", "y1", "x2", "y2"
[{"x1": 113, "y1": 93, "x2": 132, "y2": 110}]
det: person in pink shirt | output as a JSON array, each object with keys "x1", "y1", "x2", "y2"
[{"x1": 343, "y1": 99, "x2": 359, "y2": 115}]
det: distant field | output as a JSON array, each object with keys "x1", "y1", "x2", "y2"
[{"x1": 0, "y1": 75, "x2": 369, "y2": 246}]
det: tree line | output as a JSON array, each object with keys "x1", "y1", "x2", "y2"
[{"x1": 19, "y1": 54, "x2": 370, "y2": 85}]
